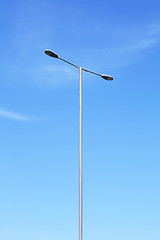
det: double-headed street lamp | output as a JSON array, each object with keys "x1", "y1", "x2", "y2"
[{"x1": 44, "y1": 49, "x2": 113, "y2": 240}]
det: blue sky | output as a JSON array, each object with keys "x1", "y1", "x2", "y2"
[{"x1": 0, "y1": 0, "x2": 160, "y2": 240}]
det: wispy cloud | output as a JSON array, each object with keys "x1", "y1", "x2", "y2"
[
  {"x1": 43, "y1": 65, "x2": 75, "y2": 74},
  {"x1": 120, "y1": 24, "x2": 160, "y2": 52},
  {"x1": 121, "y1": 37, "x2": 158, "y2": 52},
  {"x1": 97, "y1": 23, "x2": 160, "y2": 71},
  {"x1": 2, "y1": 22, "x2": 160, "y2": 88},
  {"x1": 43, "y1": 64, "x2": 78, "y2": 78},
  {"x1": 29, "y1": 63, "x2": 79, "y2": 88},
  {"x1": 0, "y1": 108, "x2": 31, "y2": 121}
]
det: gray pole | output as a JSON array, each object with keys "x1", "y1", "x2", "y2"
[
  {"x1": 44, "y1": 49, "x2": 113, "y2": 240},
  {"x1": 79, "y1": 67, "x2": 82, "y2": 240}
]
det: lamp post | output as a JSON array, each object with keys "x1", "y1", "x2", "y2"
[{"x1": 44, "y1": 49, "x2": 113, "y2": 240}]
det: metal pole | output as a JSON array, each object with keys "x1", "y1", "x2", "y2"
[{"x1": 79, "y1": 67, "x2": 82, "y2": 240}]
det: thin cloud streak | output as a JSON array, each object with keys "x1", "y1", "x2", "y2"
[
  {"x1": 100, "y1": 22, "x2": 160, "y2": 70},
  {"x1": 85, "y1": 22, "x2": 160, "y2": 71},
  {"x1": 0, "y1": 108, "x2": 31, "y2": 121},
  {"x1": 118, "y1": 23, "x2": 160, "y2": 53}
]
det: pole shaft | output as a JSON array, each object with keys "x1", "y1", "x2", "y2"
[{"x1": 79, "y1": 67, "x2": 82, "y2": 240}]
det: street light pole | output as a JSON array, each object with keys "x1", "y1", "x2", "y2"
[
  {"x1": 79, "y1": 67, "x2": 82, "y2": 240},
  {"x1": 44, "y1": 49, "x2": 113, "y2": 240}
]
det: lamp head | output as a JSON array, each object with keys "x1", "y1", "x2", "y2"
[
  {"x1": 45, "y1": 49, "x2": 58, "y2": 58},
  {"x1": 101, "y1": 74, "x2": 113, "y2": 81}
]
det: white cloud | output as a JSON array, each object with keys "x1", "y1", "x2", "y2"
[
  {"x1": 43, "y1": 65, "x2": 74, "y2": 74},
  {"x1": 121, "y1": 38, "x2": 158, "y2": 52},
  {"x1": 120, "y1": 24, "x2": 160, "y2": 53},
  {"x1": 29, "y1": 63, "x2": 79, "y2": 88},
  {"x1": 43, "y1": 64, "x2": 78, "y2": 78},
  {"x1": 99, "y1": 23, "x2": 160, "y2": 70},
  {"x1": 0, "y1": 108, "x2": 31, "y2": 121}
]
